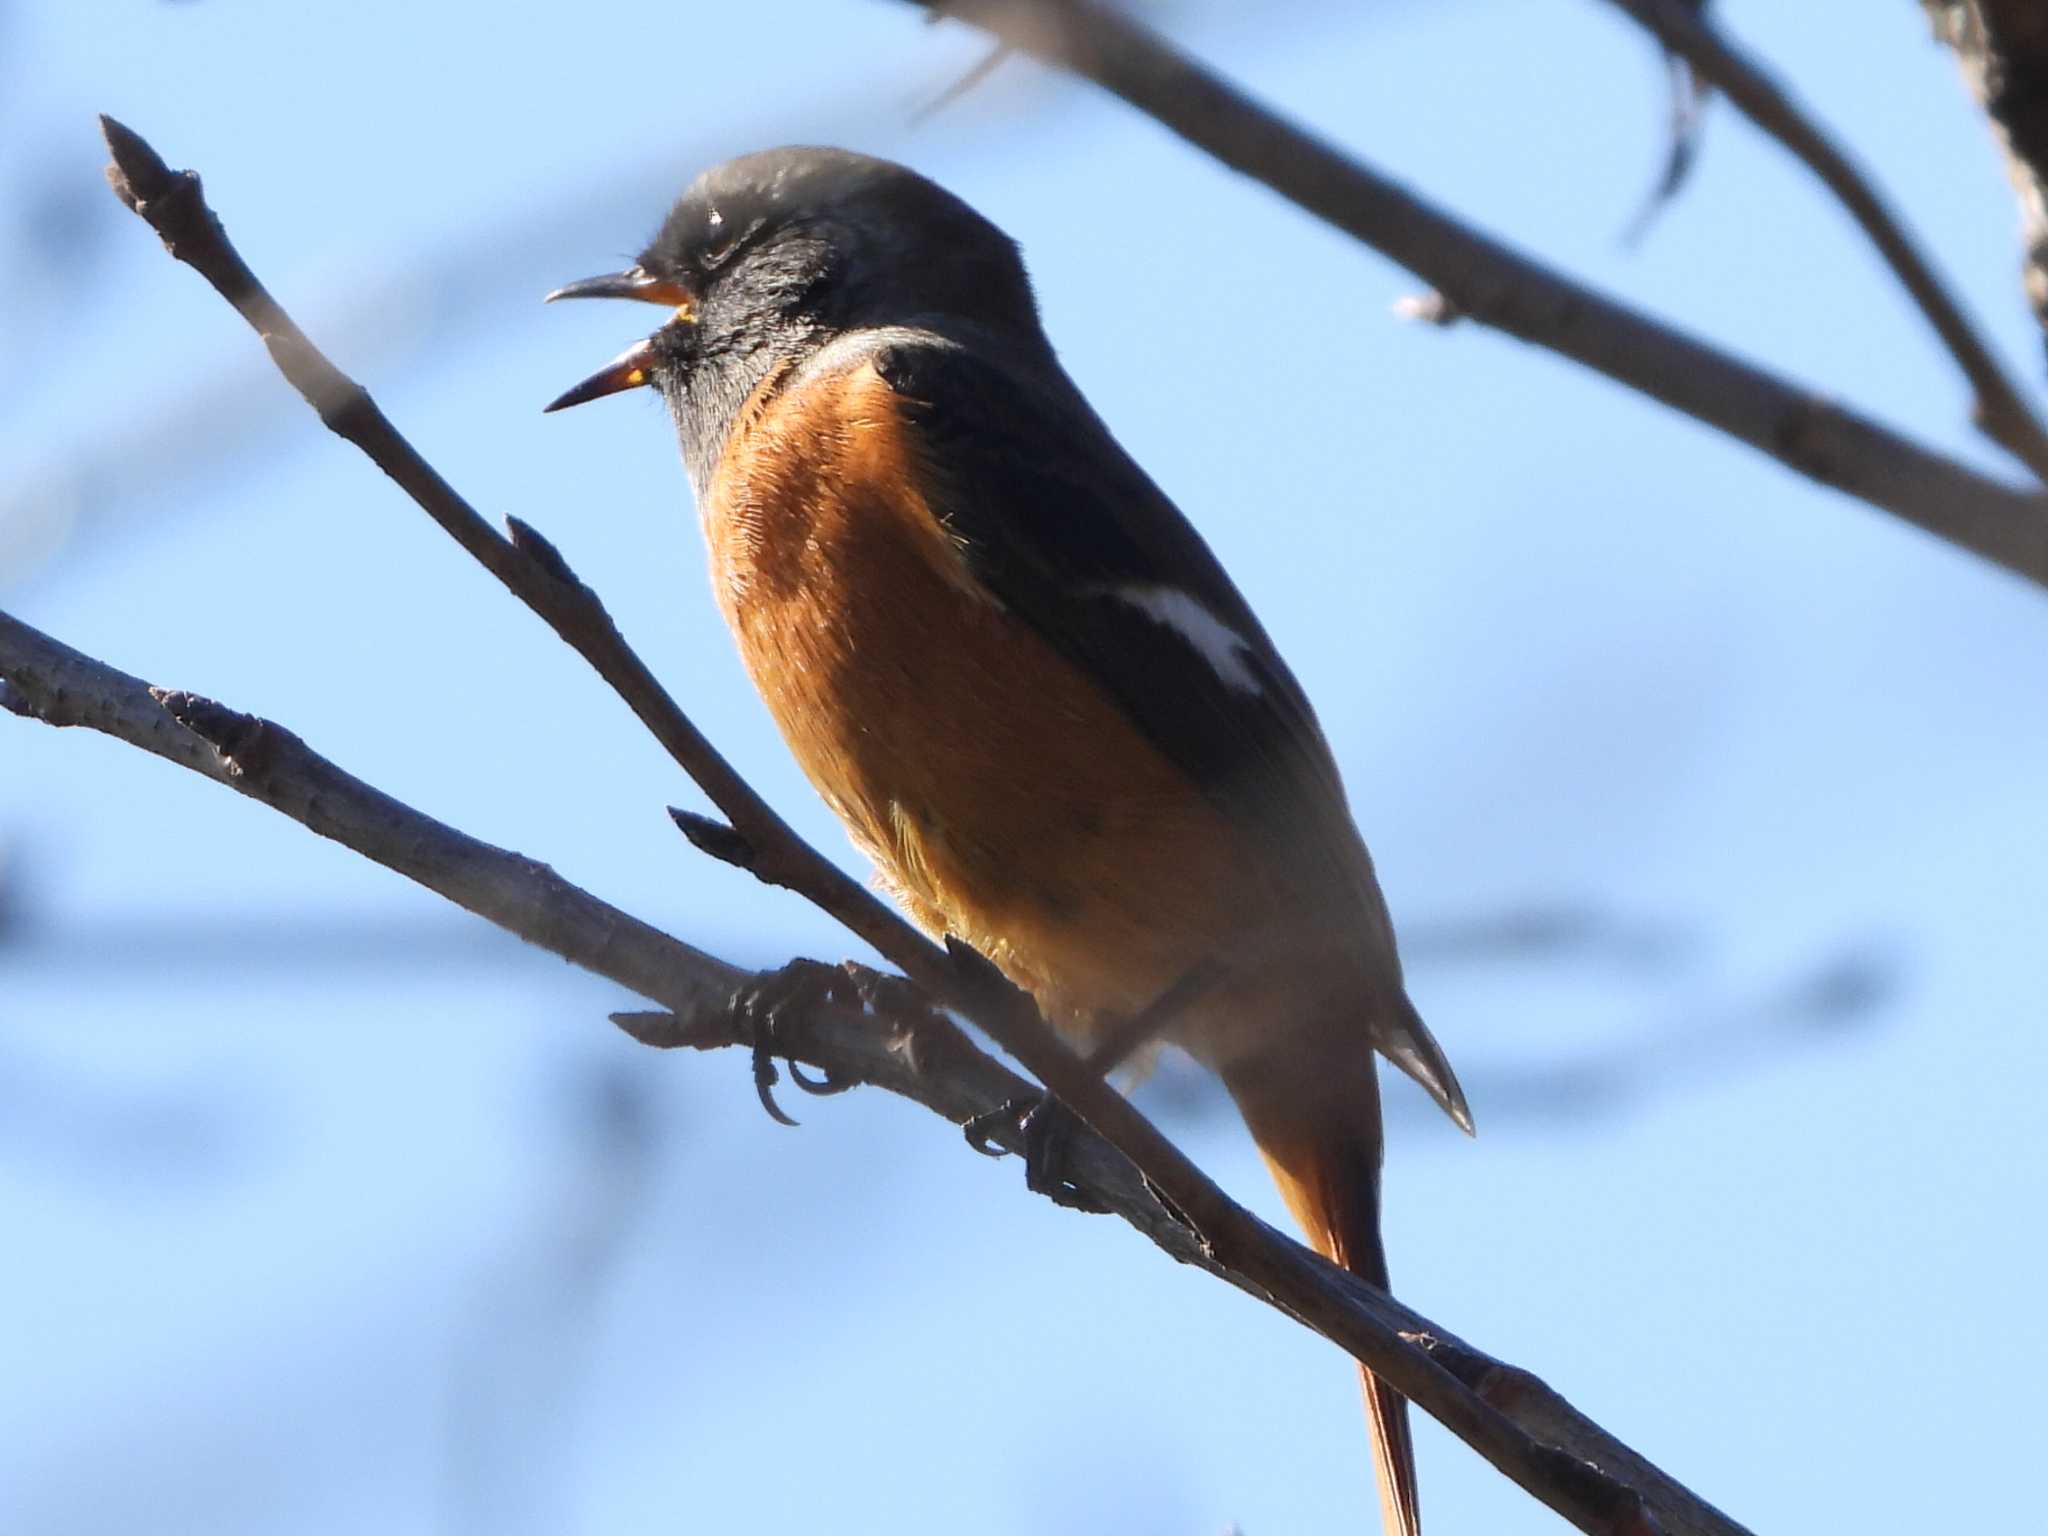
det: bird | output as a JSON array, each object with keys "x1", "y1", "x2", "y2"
[{"x1": 544, "y1": 146, "x2": 1470, "y2": 1535}]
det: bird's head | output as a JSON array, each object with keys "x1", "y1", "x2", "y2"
[{"x1": 543, "y1": 146, "x2": 1038, "y2": 418}]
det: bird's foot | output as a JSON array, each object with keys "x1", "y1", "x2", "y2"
[
  {"x1": 730, "y1": 957, "x2": 881, "y2": 1125},
  {"x1": 963, "y1": 1093, "x2": 1110, "y2": 1214}
]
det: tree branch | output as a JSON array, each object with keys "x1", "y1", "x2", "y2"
[
  {"x1": 79, "y1": 115, "x2": 1764, "y2": 1532},
  {"x1": 0, "y1": 608, "x2": 741, "y2": 1020},
  {"x1": 1926, "y1": 0, "x2": 2048, "y2": 358},
  {"x1": 906, "y1": 0, "x2": 2048, "y2": 589},
  {"x1": 1601, "y1": 0, "x2": 2048, "y2": 483},
  {"x1": 2, "y1": 604, "x2": 1750, "y2": 1536}
]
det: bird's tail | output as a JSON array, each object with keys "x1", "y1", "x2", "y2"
[{"x1": 1225, "y1": 1038, "x2": 1419, "y2": 1536}]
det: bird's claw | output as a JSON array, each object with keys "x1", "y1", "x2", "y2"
[
  {"x1": 730, "y1": 957, "x2": 887, "y2": 1125},
  {"x1": 962, "y1": 1093, "x2": 1111, "y2": 1214},
  {"x1": 784, "y1": 1056, "x2": 856, "y2": 1095},
  {"x1": 963, "y1": 1096, "x2": 1029, "y2": 1159}
]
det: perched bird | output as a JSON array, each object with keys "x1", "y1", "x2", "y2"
[{"x1": 546, "y1": 147, "x2": 1470, "y2": 1535}]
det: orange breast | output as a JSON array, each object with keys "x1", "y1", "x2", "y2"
[{"x1": 699, "y1": 354, "x2": 1273, "y2": 1039}]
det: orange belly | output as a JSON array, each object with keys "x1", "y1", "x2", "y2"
[{"x1": 700, "y1": 356, "x2": 1281, "y2": 1042}]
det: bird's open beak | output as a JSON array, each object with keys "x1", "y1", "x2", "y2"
[
  {"x1": 542, "y1": 266, "x2": 697, "y2": 412},
  {"x1": 543, "y1": 336, "x2": 659, "y2": 413}
]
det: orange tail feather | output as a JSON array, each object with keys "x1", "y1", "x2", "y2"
[{"x1": 1228, "y1": 1048, "x2": 1420, "y2": 1536}]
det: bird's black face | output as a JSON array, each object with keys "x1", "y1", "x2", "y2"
[{"x1": 544, "y1": 146, "x2": 1040, "y2": 434}]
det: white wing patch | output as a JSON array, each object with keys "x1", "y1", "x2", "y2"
[{"x1": 1112, "y1": 584, "x2": 1264, "y2": 695}]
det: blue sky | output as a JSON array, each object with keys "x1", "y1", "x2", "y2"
[{"x1": 4, "y1": 2, "x2": 2044, "y2": 1532}]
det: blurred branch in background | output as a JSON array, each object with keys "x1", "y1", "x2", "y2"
[
  {"x1": 0, "y1": 869, "x2": 1904, "y2": 1134},
  {"x1": 910, "y1": 0, "x2": 2048, "y2": 586},
  {"x1": 1599, "y1": 0, "x2": 2048, "y2": 479},
  {"x1": 0, "y1": 1026, "x2": 251, "y2": 1183},
  {"x1": 0, "y1": 605, "x2": 1752, "y2": 1536},
  {"x1": 1437, "y1": 935, "x2": 1902, "y2": 1131},
  {"x1": 441, "y1": 1055, "x2": 666, "y2": 1536},
  {"x1": 1925, "y1": 0, "x2": 2048, "y2": 359}
]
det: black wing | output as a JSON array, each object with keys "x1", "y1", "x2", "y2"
[
  {"x1": 874, "y1": 332, "x2": 1472, "y2": 1132},
  {"x1": 874, "y1": 332, "x2": 1352, "y2": 878}
]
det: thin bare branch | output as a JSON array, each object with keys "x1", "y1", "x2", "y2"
[
  {"x1": 90, "y1": 116, "x2": 1757, "y2": 1533},
  {"x1": 1601, "y1": 0, "x2": 2048, "y2": 481},
  {"x1": 907, "y1": 0, "x2": 2048, "y2": 589},
  {"x1": 0, "y1": 607, "x2": 740, "y2": 1020},
  {"x1": 911, "y1": 36, "x2": 1014, "y2": 125},
  {"x1": 1619, "y1": 43, "x2": 1711, "y2": 249}
]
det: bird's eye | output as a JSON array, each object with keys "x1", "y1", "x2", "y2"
[{"x1": 700, "y1": 208, "x2": 737, "y2": 267}]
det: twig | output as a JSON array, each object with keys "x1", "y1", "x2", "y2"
[
  {"x1": 1600, "y1": 0, "x2": 2048, "y2": 483},
  {"x1": 93, "y1": 118, "x2": 1754, "y2": 1533},
  {"x1": 0, "y1": 608, "x2": 740, "y2": 1020},
  {"x1": 1619, "y1": 43, "x2": 1711, "y2": 249},
  {"x1": 3, "y1": 604, "x2": 1750, "y2": 1535},
  {"x1": 907, "y1": 0, "x2": 2048, "y2": 589},
  {"x1": 910, "y1": 37, "x2": 1014, "y2": 125}
]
